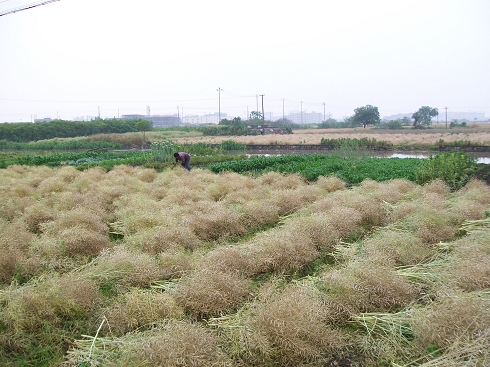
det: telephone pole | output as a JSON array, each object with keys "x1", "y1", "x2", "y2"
[
  {"x1": 445, "y1": 106, "x2": 448, "y2": 129},
  {"x1": 301, "y1": 101, "x2": 303, "y2": 124},
  {"x1": 217, "y1": 88, "x2": 222, "y2": 123},
  {"x1": 259, "y1": 95, "x2": 265, "y2": 121},
  {"x1": 282, "y1": 98, "x2": 285, "y2": 121},
  {"x1": 323, "y1": 102, "x2": 326, "y2": 122}
]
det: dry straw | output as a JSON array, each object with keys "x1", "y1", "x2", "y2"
[
  {"x1": 189, "y1": 201, "x2": 247, "y2": 241},
  {"x1": 351, "y1": 309, "x2": 415, "y2": 364},
  {"x1": 450, "y1": 179, "x2": 490, "y2": 222},
  {"x1": 2, "y1": 274, "x2": 101, "y2": 335},
  {"x1": 82, "y1": 246, "x2": 173, "y2": 288},
  {"x1": 320, "y1": 260, "x2": 420, "y2": 315},
  {"x1": 411, "y1": 290, "x2": 490, "y2": 354},
  {"x1": 246, "y1": 226, "x2": 319, "y2": 275},
  {"x1": 101, "y1": 288, "x2": 184, "y2": 336},
  {"x1": 208, "y1": 278, "x2": 347, "y2": 366},
  {"x1": 174, "y1": 268, "x2": 251, "y2": 319},
  {"x1": 64, "y1": 320, "x2": 233, "y2": 367},
  {"x1": 361, "y1": 229, "x2": 435, "y2": 267},
  {"x1": 447, "y1": 228, "x2": 490, "y2": 291},
  {"x1": 314, "y1": 175, "x2": 347, "y2": 193},
  {"x1": 125, "y1": 225, "x2": 203, "y2": 254}
]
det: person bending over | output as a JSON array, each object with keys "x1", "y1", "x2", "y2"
[{"x1": 174, "y1": 152, "x2": 191, "y2": 171}]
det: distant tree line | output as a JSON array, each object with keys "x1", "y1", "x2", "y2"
[
  {"x1": 318, "y1": 105, "x2": 440, "y2": 129},
  {"x1": 0, "y1": 119, "x2": 150, "y2": 142},
  {"x1": 198, "y1": 114, "x2": 293, "y2": 136}
]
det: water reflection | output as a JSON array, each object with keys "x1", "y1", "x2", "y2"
[
  {"x1": 246, "y1": 151, "x2": 490, "y2": 164},
  {"x1": 383, "y1": 152, "x2": 489, "y2": 164}
]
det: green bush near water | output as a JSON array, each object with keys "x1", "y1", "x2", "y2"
[{"x1": 415, "y1": 152, "x2": 479, "y2": 190}]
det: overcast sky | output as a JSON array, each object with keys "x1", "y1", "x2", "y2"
[{"x1": 1, "y1": 0, "x2": 489, "y2": 123}]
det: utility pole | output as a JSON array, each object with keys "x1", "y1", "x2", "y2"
[
  {"x1": 217, "y1": 88, "x2": 222, "y2": 123},
  {"x1": 323, "y1": 102, "x2": 326, "y2": 122},
  {"x1": 282, "y1": 98, "x2": 285, "y2": 121},
  {"x1": 301, "y1": 101, "x2": 303, "y2": 124},
  {"x1": 259, "y1": 94, "x2": 265, "y2": 121},
  {"x1": 445, "y1": 106, "x2": 448, "y2": 129}
]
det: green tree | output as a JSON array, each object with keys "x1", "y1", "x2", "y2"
[
  {"x1": 352, "y1": 105, "x2": 381, "y2": 128},
  {"x1": 249, "y1": 111, "x2": 263, "y2": 121},
  {"x1": 412, "y1": 106, "x2": 438, "y2": 127},
  {"x1": 135, "y1": 119, "x2": 152, "y2": 143},
  {"x1": 219, "y1": 117, "x2": 242, "y2": 126}
]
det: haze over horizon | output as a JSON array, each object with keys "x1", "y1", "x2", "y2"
[{"x1": 1, "y1": 0, "x2": 489, "y2": 123}]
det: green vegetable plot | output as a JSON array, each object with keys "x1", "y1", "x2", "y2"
[{"x1": 209, "y1": 154, "x2": 423, "y2": 184}]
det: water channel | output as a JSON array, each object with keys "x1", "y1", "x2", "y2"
[{"x1": 245, "y1": 151, "x2": 490, "y2": 164}]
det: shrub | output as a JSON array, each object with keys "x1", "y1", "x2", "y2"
[
  {"x1": 415, "y1": 152, "x2": 479, "y2": 191},
  {"x1": 220, "y1": 139, "x2": 246, "y2": 151}
]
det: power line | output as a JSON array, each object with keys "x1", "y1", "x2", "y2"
[{"x1": 0, "y1": 0, "x2": 60, "y2": 17}]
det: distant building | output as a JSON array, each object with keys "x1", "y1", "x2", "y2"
[
  {"x1": 288, "y1": 111, "x2": 322, "y2": 124},
  {"x1": 121, "y1": 114, "x2": 180, "y2": 127},
  {"x1": 383, "y1": 113, "x2": 413, "y2": 121},
  {"x1": 148, "y1": 115, "x2": 180, "y2": 127},
  {"x1": 182, "y1": 112, "x2": 226, "y2": 125},
  {"x1": 182, "y1": 114, "x2": 202, "y2": 124},
  {"x1": 34, "y1": 118, "x2": 52, "y2": 123},
  {"x1": 121, "y1": 114, "x2": 145, "y2": 120}
]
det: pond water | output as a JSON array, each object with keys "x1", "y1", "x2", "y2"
[
  {"x1": 246, "y1": 151, "x2": 490, "y2": 164},
  {"x1": 373, "y1": 152, "x2": 489, "y2": 164}
]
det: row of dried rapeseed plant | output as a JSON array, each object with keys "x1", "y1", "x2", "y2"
[{"x1": 0, "y1": 164, "x2": 489, "y2": 366}]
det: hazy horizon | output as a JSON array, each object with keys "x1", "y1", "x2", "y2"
[{"x1": 1, "y1": 0, "x2": 489, "y2": 123}]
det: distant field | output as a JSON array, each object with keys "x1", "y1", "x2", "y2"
[{"x1": 171, "y1": 124, "x2": 490, "y2": 146}]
